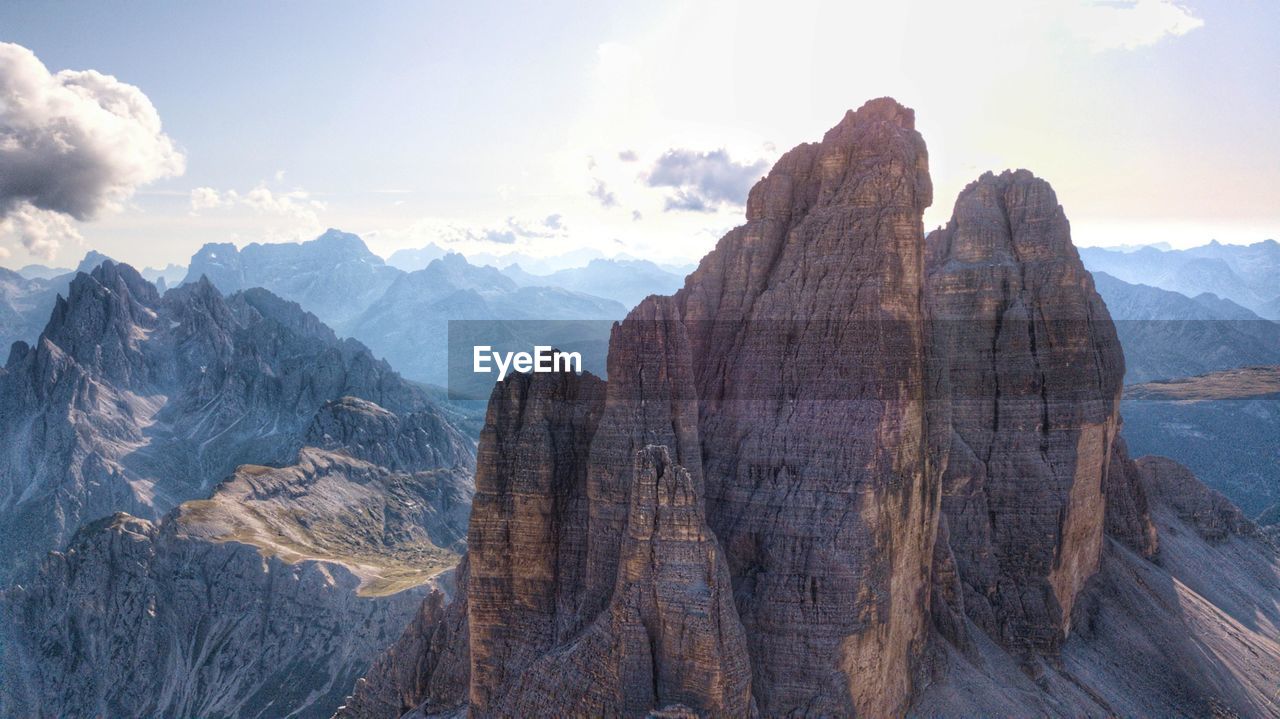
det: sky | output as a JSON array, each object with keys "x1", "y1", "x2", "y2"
[{"x1": 0, "y1": 0, "x2": 1276, "y2": 271}]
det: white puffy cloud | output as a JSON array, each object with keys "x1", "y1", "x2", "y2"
[
  {"x1": 189, "y1": 186, "x2": 224, "y2": 212},
  {"x1": 0, "y1": 202, "x2": 82, "y2": 261},
  {"x1": 0, "y1": 42, "x2": 184, "y2": 256}
]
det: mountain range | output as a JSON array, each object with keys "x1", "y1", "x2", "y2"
[
  {"x1": 179, "y1": 234, "x2": 626, "y2": 386},
  {"x1": 0, "y1": 259, "x2": 481, "y2": 716},
  {"x1": 0, "y1": 98, "x2": 1276, "y2": 719},
  {"x1": 1080, "y1": 240, "x2": 1280, "y2": 319},
  {"x1": 1091, "y1": 271, "x2": 1280, "y2": 382}
]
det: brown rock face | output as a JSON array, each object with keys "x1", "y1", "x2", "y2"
[
  {"x1": 925, "y1": 170, "x2": 1127, "y2": 653},
  {"x1": 671, "y1": 97, "x2": 940, "y2": 716},
  {"x1": 339, "y1": 98, "x2": 944, "y2": 718},
  {"x1": 340, "y1": 106, "x2": 1249, "y2": 719}
]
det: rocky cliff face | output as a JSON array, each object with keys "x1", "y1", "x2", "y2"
[
  {"x1": 340, "y1": 97, "x2": 944, "y2": 718},
  {"x1": 924, "y1": 170, "x2": 1128, "y2": 652},
  {"x1": 336, "y1": 102, "x2": 1279, "y2": 718},
  {"x1": 0, "y1": 260, "x2": 468, "y2": 581},
  {"x1": 1, "y1": 393, "x2": 474, "y2": 718}
]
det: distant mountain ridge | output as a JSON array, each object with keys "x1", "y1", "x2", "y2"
[
  {"x1": 179, "y1": 233, "x2": 627, "y2": 385},
  {"x1": 1091, "y1": 271, "x2": 1280, "y2": 382},
  {"x1": 500, "y1": 257, "x2": 686, "y2": 309},
  {"x1": 182, "y1": 228, "x2": 402, "y2": 328},
  {"x1": 1080, "y1": 239, "x2": 1280, "y2": 318}
]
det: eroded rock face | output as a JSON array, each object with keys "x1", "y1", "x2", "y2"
[
  {"x1": 1, "y1": 392, "x2": 474, "y2": 719},
  {"x1": 337, "y1": 106, "x2": 1275, "y2": 719},
  {"x1": 925, "y1": 170, "x2": 1126, "y2": 652},
  {"x1": 0, "y1": 512, "x2": 430, "y2": 719},
  {"x1": 671, "y1": 97, "x2": 940, "y2": 717},
  {"x1": 341, "y1": 97, "x2": 944, "y2": 719}
]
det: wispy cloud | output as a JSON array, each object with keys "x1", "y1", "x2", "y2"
[
  {"x1": 1066, "y1": 0, "x2": 1204, "y2": 52},
  {"x1": 589, "y1": 178, "x2": 618, "y2": 208}
]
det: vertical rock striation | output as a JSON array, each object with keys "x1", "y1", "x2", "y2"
[
  {"x1": 671, "y1": 97, "x2": 941, "y2": 716},
  {"x1": 924, "y1": 169, "x2": 1128, "y2": 652},
  {"x1": 340, "y1": 97, "x2": 944, "y2": 718},
  {"x1": 338, "y1": 104, "x2": 1273, "y2": 719}
]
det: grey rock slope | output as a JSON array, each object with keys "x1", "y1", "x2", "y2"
[
  {"x1": 1091, "y1": 271, "x2": 1280, "y2": 382},
  {"x1": 0, "y1": 393, "x2": 474, "y2": 719},
  {"x1": 0, "y1": 260, "x2": 470, "y2": 582},
  {"x1": 913, "y1": 455, "x2": 1280, "y2": 718}
]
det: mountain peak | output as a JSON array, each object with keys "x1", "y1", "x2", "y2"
[{"x1": 76, "y1": 250, "x2": 115, "y2": 274}]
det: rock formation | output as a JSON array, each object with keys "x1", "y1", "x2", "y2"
[
  {"x1": 336, "y1": 101, "x2": 1280, "y2": 718},
  {"x1": 924, "y1": 169, "x2": 1127, "y2": 652},
  {"x1": 340, "y1": 97, "x2": 944, "y2": 718}
]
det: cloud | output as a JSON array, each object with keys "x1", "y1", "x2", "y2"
[
  {"x1": 190, "y1": 182, "x2": 325, "y2": 225},
  {"x1": 0, "y1": 42, "x2": 184, "y2": 257},
  {"x1": 188, "y1": 181, "x2": 326, "y2": 241},
  {"x1": 189, "y1": 186, "x2": 224, "y2": 212},
  {"x1": 399, "y1": 214, "x2": 571, "y2": 248},
  {"x1": 481, "y1": 229, "x2": 517, "y2": 244},
  {"x1": 1065, "y1": 0, "x2": 1204, "y2": 52},
  {"x1": 646, "y1": 148, "x2": 767, "y2": 212},
  {"x1": 617, "y1": 149, "x2": 638, "y2": 162},
  {"x1": 0, "y1": 203, "x2": 82, "y2": 261},
  {"x1": 589, "y1": 178, "x2": 618, "y2": 208},
  {"x1": 662, "y1": 190, "x2": 714, "y2": 214}
]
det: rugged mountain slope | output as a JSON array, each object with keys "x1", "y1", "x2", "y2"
[
  {"x1": 501, "y1": 258, "x2": 686, "y2": 309},
  {"x1": 1, "y1": 394, "x2": 474, "y2": 719},
  {"x1": 340, "y1": 97, "x2": 943, "y2": 718},
  {"x1": 336, "y1": 102, "x2": 1279, "y2": 718},
  {"x1": 0, "y1": 260, "x2": 470, "y2": 581},
  {"x1": 1122, "y1": 366, "x2": 1280, "y2": 518},
  {"x1": 1091, "y1": 271, "x2": 1280, "y2": 382},
  {"x1": 0, "y1": 251, "x2": 115, "y2": 351},
  {"x1": 913, "y1": 455, "x2": 1280, "y2": 718}
]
